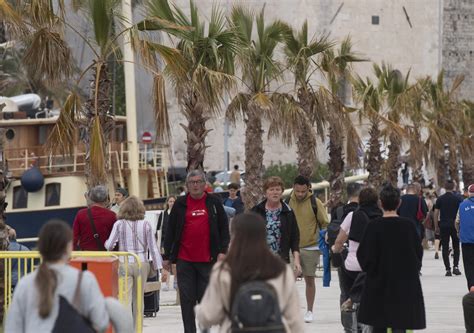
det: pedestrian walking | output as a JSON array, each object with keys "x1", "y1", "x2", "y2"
[
  {"x1": 456, "y1": 184, "x2": 474, "y2": 290},
  {"x1": 229, "y1": 164, "x2": 241, "y2": 184},
  {"x1": 163, "y1": 170, "x2": 230, "y2": 333},
  {"x1": 5, "y1": 220, "x2": 110, "y2": 332},
  {"x1": 195, "y1": 212, "x2": 304, "y2": 332},
  {"x1": 434, "y1": 180, "x2": 463, "y2": 276},
  {"x1": 110, "y1": 187, "x2": 129, "y2": 214},
  {"x1": 224, "y1": 182, "x2": 245, "y2": 215},
  {"x1": 251, "y1": 176, "x2": 301, "y2": 275},
  {"x1": 332, "y1": 187, "x2": 382, "y2": 312},
  {"x1": 398, "y1": 183, "x2": 428, "y2": 240},
  {"x1": 357, "y1": 184, "x2": 426, "y2": 332},
  {"x1": 463, "y1": 287, "x2": 474, "y2": 333},
  {"x1": 104, "y1": 196, "x2": 162, "y2": 328},
  {"x1": 157, "y1": 195, "x2": 176, "y2": 291},
  {"x1": 7, "y1": 227, "x2": 30, "y2": 289},
  {"x1": 286, "y1": 175, "x2": 328, "y2": 323},
  {"x1": 73, "y1": 185, "x2": 117, "y2": 251}
]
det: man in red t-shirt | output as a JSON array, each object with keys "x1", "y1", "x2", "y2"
[
  {"x1": 73, "y1": 185, "x2": 117, "y2": 250},
  {"x1": 163, "y1": 170, "x2": 230, "y2": 333}
]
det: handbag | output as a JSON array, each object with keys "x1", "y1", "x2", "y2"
[
  {"x1": 86, "y1": 207, "x2": 106, "y2": 251},
  {"x1": 416, "y1": 197, "x2": 425, "y2": 222},
  {"x1": 52, "y1": 271, "x2": 96, "y2": 333},
  {"x1": 125, "y1": 221, "x2": 158, "y2": 279}
]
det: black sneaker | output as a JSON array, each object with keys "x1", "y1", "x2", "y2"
[
  {"x1": 453, "y1": 267, "x2": 462, "y2": 275},
  {"x1": 435, "y1": 253, "x2": 439, "y2": 259},
  {"x1": 445, "y1": 270, "x2": 452, "y2": 277}
]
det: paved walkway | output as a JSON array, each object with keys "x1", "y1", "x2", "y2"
[{"x1": 144, "y1": 249, "x2": 468, "y2": 332}]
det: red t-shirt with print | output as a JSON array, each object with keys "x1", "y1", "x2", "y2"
[{"x1": 178, "y1": 193, "x2": 211, "y2": 262}]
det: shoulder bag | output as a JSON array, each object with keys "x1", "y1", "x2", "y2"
[
  {"x1": 125, "y1": 221, "x2": 158, "y2": 279},
  {"x1": 86, "y1": 207, "x2": 106, "y2": 251}
]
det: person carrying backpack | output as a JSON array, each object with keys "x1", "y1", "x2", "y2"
[
  {"x1": 195, "y1": 212, "x2": 304, "y2": 332},
  {"x1": 286, "y1": 175, "x2": 329, "y2": 323}
]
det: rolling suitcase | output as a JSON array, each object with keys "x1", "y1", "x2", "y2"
[{"x1": 144, "y1": 275, "x2": 160, "y2": 317}]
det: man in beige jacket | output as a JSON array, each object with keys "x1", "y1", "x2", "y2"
[{"x1": 288, "y1": 175, "x2": 329, "y2": 323}]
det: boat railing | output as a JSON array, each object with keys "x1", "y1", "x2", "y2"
[{"x1": 4, "y1": 143, "x2": 170, "y2": 177}]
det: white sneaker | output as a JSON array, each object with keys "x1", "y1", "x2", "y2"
[{"x1": 304, "y1": 311, "x2": 314, "y2": 323}]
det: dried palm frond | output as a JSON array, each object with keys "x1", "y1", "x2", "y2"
[
  {"x1": 23, "y1": 28, "x2": 72, "y2": 84},
  {"x1": 152, "y1": 74, "x2": 170, "y2": 144},
  {"x1": 89, "y1": 115, "x2": 106, "y2": 186},
  {"x1": 226, "y1": 92, "x2": 251, "y2": 124},
  {"x1": 46, "y1": 92, "x2": 81, "y2": 156}
]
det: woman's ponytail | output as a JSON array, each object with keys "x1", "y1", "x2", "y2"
[
  {"x1": 35, "y1": 220, "x2": 73, "y2": 318},
  {"x1": 35, "y1": 263, "x2": 57, "y2": 318}
]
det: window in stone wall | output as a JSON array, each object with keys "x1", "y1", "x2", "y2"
[{"x1": 372, "y1": 16, "x2": 380, "y2": 25}]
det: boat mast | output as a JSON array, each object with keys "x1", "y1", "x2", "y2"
[{"x1": 121, "y1": 0, "x2": 140, "y2": 196}]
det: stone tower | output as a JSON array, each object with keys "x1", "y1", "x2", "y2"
[{"x1": 442, "y1": 0, "x2": 474, "y2": 99}]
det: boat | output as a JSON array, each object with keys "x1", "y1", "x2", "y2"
[{"x1": 0, "y1": 94, "x2": 170, "y2": 242}]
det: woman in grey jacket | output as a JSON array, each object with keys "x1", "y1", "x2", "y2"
[{"x1": 5, "y1": 221, "x2": 110, "y2": 333}]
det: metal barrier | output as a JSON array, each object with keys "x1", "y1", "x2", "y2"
[{"x1": 0, "y1": 251, "x2": 144, "y2": 333}]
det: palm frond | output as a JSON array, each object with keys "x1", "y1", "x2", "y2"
[
  {"x1": 152, "y1": 74, "x2": 170, "y2": 144},
  {"x1": 226, "y1": 92, "x2": 251, "y2": 124},
  {"x1": 46, "y1": 92, "x2": 81, "y2": 156},
  {"x1": 23, "y1": 28, "x2": 73, "y2": 84},
  {"x1": 89, "y1": 115, "x2": 106, "y2": 186}
]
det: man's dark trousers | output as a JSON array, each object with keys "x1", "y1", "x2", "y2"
[
  {"x1": 462, "y1": 243, "x2": 474, "y2": 290},
  {"x1": 176, "y1": 260, "x2": 212, "y2": 333},
  {"x1": 463, "y1": 292, "x2": 474, "y2": 333},
  {"x1": 441, "y1": 226, "x2": 460, "y2": 270}
]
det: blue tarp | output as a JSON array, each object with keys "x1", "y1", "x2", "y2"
[{"x1": 319, "y1": 229, "x2": 331, "y2": 287}]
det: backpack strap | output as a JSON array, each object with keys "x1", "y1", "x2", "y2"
[
  {"x1": 72, "y1": 270, "x2": 84, "y2": 310},
  {"x1": 336, "y1": 206, "x2": 344, "y2": 221},
  {"x1": 86, "y1": 207, "x2": 105, "y2": 251},
  {"x1": 310, "y1": 195, "x2": 322, "y2": 229}
]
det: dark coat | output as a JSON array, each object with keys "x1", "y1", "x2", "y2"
[
  {"x1": 357, "y1": 216, "x2": 426, "y2": 330},
  {"x1": 251, "y1": 200, "x2": 300, "y2": 263},
  {"x1": 163, "y1": 193, "x2": 230, "y2": 263}
]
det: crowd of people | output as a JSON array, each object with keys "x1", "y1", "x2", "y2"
[{"x1": 3, "y1": 169, "x2": 474, "y2": 333}]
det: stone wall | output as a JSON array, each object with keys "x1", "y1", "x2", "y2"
[{"x1": 442, "y1": 0, "x2": 474, "y2": 100}]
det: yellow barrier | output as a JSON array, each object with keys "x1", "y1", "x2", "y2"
[{"x1": 0, "y1": 251, "x2": 144, "y2": 333}]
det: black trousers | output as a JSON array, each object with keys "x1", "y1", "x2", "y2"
[
  {"x1": 176, "y1": 260, "x2": 212, "y2": 333},
  {"x1": 463, "y1": 292, "x2": 474, "y2": 333},
  {"x1": 462, "y1": 243, "x2": 474, "y2": 290},
  {"x1": 440, "y1": 226, "x2": 460, "y2": 270}
]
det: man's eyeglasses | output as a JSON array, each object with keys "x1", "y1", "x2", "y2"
[{"x1": 188, "y1": 180, "x2": 204, "y2": 185}]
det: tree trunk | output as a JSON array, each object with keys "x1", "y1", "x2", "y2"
[
  {"x1": 0, "y1": 127, "x2": 8, "y2": 324},
  {"x1": 182, "y1": 92, "x2": 208, "y2": 171},
  {"x1": 243, "y1": 103, "x2": 264, "y2": 209},
  {"x1": 366, "y1": 119, "x2": 383, "y2": 188},
  {"x1": 83, "y1": 62, "x2": 113, "y2": 189},
  {"x1": 296, "y1": 89, "x2": 317, "y2": 179},
  {"x1": 385, "y1": 133, "x2": 401, "y2": 186},
  {"x1": 448, "y1": 145, "x2": 460, "y2": 189},
  {"x1": 410, "y1": 128, "x2": 424, "y2": 183},
  {"x1": 436, "y1": 155, "x2": 447, "y2": 188},
  {"x1": 327, "y1": 124, "x2": 344, "y2": 209},
  {"x1": 462, "y1": 145, "x2": 474, "y2": 187},
  {"x1": 296, "y1": 123, "x2": 316, "y2": 179}
]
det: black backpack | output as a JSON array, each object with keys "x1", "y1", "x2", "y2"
[
  {"x1": 327, "y1": 205, "x2": 345, "y2": 247},
  {"x1": 230, "y1": 281, "x2": 285, "y2": 333},
  {"x1": 52, "y1": 271, "x2": 95, "y2": 333}
]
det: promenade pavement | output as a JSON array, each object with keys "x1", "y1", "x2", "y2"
[{"x1": 144, "y1": 249, "x2": 468, "y2": 332}]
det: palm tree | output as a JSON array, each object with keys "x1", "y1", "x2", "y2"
[
  {"x1": 423, "y1": 72, "x2": 462, "y2": 187},
  {"x1": 374, "y1": 64, "x2": 410, "y2": 185},
  {"x1": 227, "y1": 5, "x2": 291, "y2": 208},
  {"x1": 353, "y1": 74, "x2": 384, "y2": 188},
  {"x1": 141, "y1": 0, "x2": 238, "y2": 171},
  {"x1": 459, "y1": 100, "x2": 474, "y2": 186},
  {"x1": 320, "y1": 37, "x2": 364, "y2": 208},
  {"x1": 3, "y1": 0, "x2": 182, "y2": 188},
  {"x1": 274, "y1": 22, "x2": 331, "y2": 179}
]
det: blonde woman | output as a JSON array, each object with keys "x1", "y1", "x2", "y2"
[{"x1": 105, "y1": 196, "x2": 162, "y2": 327}]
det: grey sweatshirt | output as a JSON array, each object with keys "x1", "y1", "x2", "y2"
[{"x1": 5, "y1": 263, "x2": 109, "y2": 333}]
